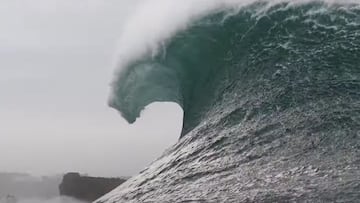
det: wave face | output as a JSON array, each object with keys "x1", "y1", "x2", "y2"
[{"x1": 102, "y1": 1, "x2": 360, "y2": 202}]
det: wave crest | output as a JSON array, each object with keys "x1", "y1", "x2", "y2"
[{"x1": 109, "y1": 0, "x2": 360, "y2": 136}]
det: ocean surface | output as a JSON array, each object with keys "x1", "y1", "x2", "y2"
[{"x1": 98, "y1": 1, "x2": 360, "y2": 202}]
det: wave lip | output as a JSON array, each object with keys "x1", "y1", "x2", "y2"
[{"x1": 109, "y1": 61, "x2": 181, "y2": 123}]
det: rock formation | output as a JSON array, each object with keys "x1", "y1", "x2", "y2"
[{"x1": 59, "y1": 173, "x2": 126, "y2": 202}]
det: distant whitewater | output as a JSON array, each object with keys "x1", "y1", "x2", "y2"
[{"x1": 99, "y1": 0, "x2": 360, "y2": 202}]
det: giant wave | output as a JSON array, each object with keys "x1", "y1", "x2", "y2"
[{"x1": 99, "y1": 0, "x2": 360, "y2": 202}]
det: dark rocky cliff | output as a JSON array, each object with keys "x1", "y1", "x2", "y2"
[{"x1": 59, "y1": 173, "x2": 126, "y2": 202}]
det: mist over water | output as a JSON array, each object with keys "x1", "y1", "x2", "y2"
[
  {"x1": 17, "y1": 197, "x2": 86, "y2": 203},
  {"x1": 0, "y1": 0, "x2": 182, "y2": 178},
  {"x1": 0, "y1": 173, "x2": 87, "y2": 203}
]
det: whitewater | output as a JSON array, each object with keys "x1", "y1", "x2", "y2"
[{"x1": 98, "y1": 0, "x2": 360, "y2": 202}]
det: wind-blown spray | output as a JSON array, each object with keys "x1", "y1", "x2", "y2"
[{"x1": 102, "y1": 0, "x2": 360, "y2": 202}]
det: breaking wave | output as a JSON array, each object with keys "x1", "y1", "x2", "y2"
[
  {"x1": 109, "y1": 0, "x2": 360, "y2": 136},
  {"x1": 102, "y1": 0, "x2": 360, "y2": 202}
]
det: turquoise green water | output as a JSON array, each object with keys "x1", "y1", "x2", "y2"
[{"x1": 103, "y1": 2, "x2": 360, "y2": 202}]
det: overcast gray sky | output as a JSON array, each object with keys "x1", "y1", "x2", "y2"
[{"x1": 0, "y1": 0, "x2": 182, "y2": 177}]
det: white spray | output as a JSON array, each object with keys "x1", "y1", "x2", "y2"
[{"x1": 113, "y1": 0, "x2": 359, "y2": 72}]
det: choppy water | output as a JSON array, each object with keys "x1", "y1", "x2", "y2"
[{"x1": 99, "y1": 1, "x2": 360, "y2": 202}]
